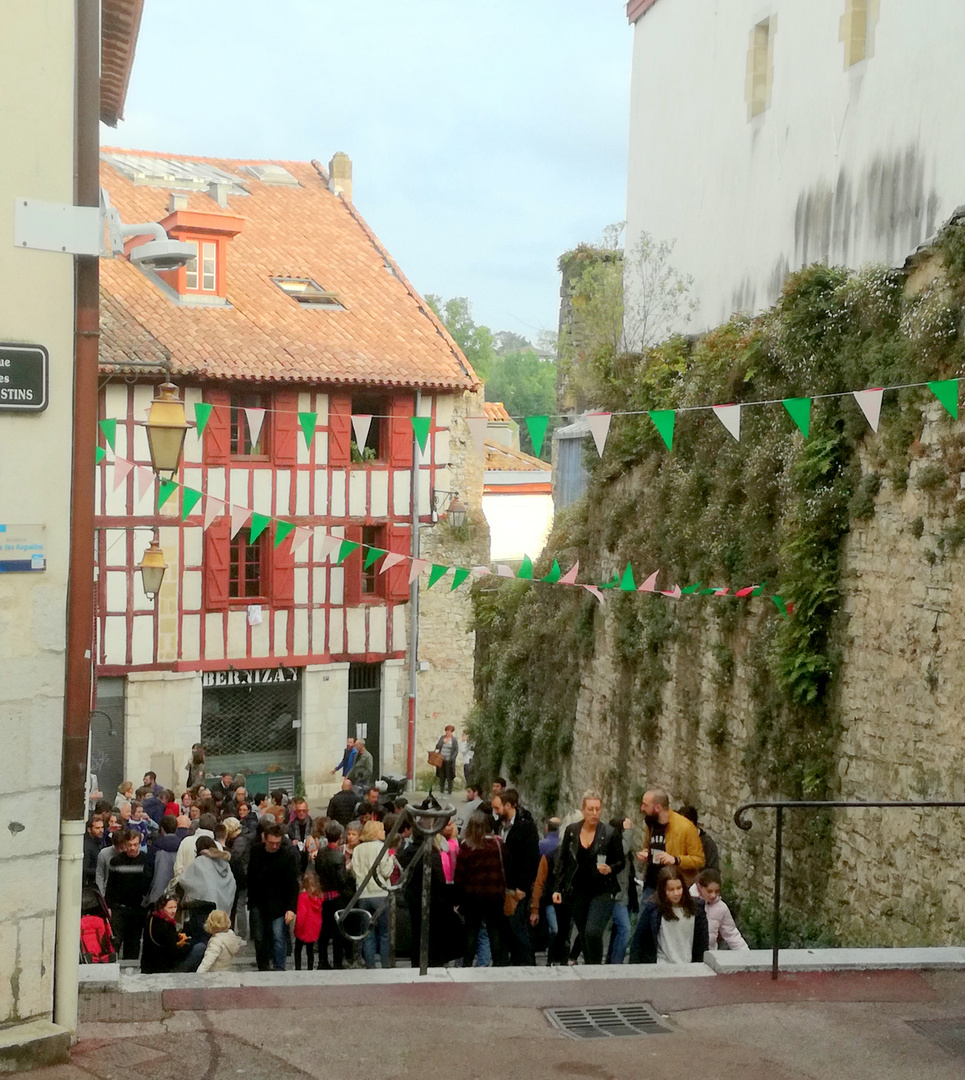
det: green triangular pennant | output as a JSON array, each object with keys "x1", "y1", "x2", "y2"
[
  {"x1": 516, "y1": 555, "x2": 533, "y2": 580},
  {"x1": 752, "y1": 581, "x2": 767, "y2": 597},
  {"x1": 157, "y1": 479, "x2": 178, "y2": 509},
  {"x1": 363, "y1": 546, "x2": 388, "y2": 570},
  {"x1": 928, "y1": 379, "x2": 959, "y2": 419},
  {"x1": 525, "y1": 416, "x2": 549, "y2": 458},
  {"x1": 772, "y1": 594, "x2": 789, "y2": 618},
  {"x1": 680, "y1": 582, "x2": 703, "y2": 595},
  {"x1": 181, "y1": 488, "x2": 202, "y2": 520},
  {"x1": 783, "y1": 397, "x2": 811, "y2": 438},
  {"x1": 194, "y1": 402, "x2": 213, "y2": 437},
  {"x1": 599, "y1": 574, "x2": 620, "y2": 590},
  {"x1": 411, "y1": 416, "x2": 431, "y2": 453},
  {"x1": 336, "y1": 540, "x2": 359, "y2": 565},
  {"x1": 427, "y1": 564, "x2": 449, "y2": 589},
  {"x1": 95, "y1": 446, "x2": 106, "y2": 464},
  {"x1": 648, "y1": 409, "x2": 675, "y2": 451},
  {"x1": 619, "y1": 563, "x2": 636, "y2": 591},
  {"x1": 450, "y1": 567, "x2": 471, "y2": 591},
  {"x1": 249, "y1": 513, "x2": 271, "y2": 543},
  {"x1": 274, "y1": 521, "x2": 296, "y2": 548},
  {"x1": 542, "y1": 559, "x2": 562, "y2": 583},
  {"x1": 98, "y1": 418, "x2": 116, "y2": 452},
  {"x1": 298, "y1": 412, "x2": 317, "y2": 448}
]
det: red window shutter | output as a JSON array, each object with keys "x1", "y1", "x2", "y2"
[
  {"x1": 272, "y1": 531, "x2": 295, "y2": 608},
  {"x1": 342, "y1": 524, "x2": 363, "y2": 607},
  {"x1": 204, "y1": 389, "x2": 231, "y2": 465},
  {"x1": 385, "y1": 523, "x2": 411, "y2": 603},
  {"x1": 328, "y1": 392, "x2": 351, "y2": 466},
  {"x1": 204, "y1": 516, "x2": 230, "y2": 610},
  {"x1": 388, "y1": 395, "x2": 415, "y2": 469},
  {"x1": 273, "y1": 390, "x2": 299, "y2": 466}
]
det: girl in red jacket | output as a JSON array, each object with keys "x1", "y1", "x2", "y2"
[{"x1": 294, "y1": 871, "x2": 323, "y2": 970}]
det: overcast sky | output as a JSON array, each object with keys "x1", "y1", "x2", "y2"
[{"x1": 103, "y1": 0, "x2": 631, "y2": 342}]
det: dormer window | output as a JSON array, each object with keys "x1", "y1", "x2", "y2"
[
  {"x1": 184, "y1": 240, "x2": 218, "y2": 294},
  {"x1": 272, "y1": 277, "x2": 345, "y2": 310}
]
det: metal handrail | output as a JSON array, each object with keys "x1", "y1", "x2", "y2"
[
  {"x1": 334, "y1": 798, "x2": 455, "y2": 975},
  {"x1": 734, "y1": 799, "x2": 965, "y2": 979}
]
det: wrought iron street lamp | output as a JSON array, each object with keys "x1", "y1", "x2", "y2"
[
  {"x1": 446, "y1": 494, "x2": 467, "y2": 529},
  {"x1": 145, "y1": 382, "x2": 188, "y2": 476}
]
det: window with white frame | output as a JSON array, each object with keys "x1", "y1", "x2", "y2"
[{"x1": 184, "y1": 240, "x2": 218, "y2": 293}]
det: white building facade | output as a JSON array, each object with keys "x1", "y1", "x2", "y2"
[{"x1": 625, "y1": 0, "x2": 965, "y2": 333}]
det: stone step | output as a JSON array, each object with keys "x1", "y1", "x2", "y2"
[{"x1": 0, "y1": 1020, "x2": 71, "y2": 1074}]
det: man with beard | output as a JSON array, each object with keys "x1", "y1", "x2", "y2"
[{"x1": 634, "y1": 788, "x2": 704, "y2": 903}]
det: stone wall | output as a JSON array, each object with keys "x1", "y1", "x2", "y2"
[{"x1": 548, "y1": 399, "x2": 965, "y2": 945}]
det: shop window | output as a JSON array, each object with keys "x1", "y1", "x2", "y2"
[{"x1": 746, "y1": 15, "x2": 776, "y2": 120}]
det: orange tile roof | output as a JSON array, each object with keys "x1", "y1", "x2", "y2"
[
  {"x1": 98, "y1": 150, "x2": 479, "y2": 390},
  {"x1": 484, "y1": 439, "x2": 551, "y2": 473},
  {"x1": 483, "y1": 401, "x2": 512, "y2": 421},
  {"x1": 101, "y1": 0, "x2": 144, "y2": 126}
]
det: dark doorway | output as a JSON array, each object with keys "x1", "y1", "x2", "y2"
[
  {"x1": 90, "y1": 677, "x2": 125, "y2": 803},
  {"x1": 348, "y1": 663, "x2": 381, "y2": 776}
]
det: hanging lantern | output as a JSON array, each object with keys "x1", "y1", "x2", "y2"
[
  {"x1": 145, "y1": 382, "x2": 188, "y2": 476},
  {"x1": 447, "y1": 494, "x2": 467, "y2": 529},
  {"x1": 138, "y1": 538, "x2": 167, "y2": 599}
]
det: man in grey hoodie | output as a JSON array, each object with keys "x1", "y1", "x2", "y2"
[{"x1": 178, "y1": 836, "x2": 237, "y2": 939}]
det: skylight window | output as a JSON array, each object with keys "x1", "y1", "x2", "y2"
[{"x1": 272, "y1": 277, "x2": 345, "y2": 310}]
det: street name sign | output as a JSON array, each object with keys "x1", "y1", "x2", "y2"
[{"x1": 0, "y1": 343, "x2": 48, "y2": 411}]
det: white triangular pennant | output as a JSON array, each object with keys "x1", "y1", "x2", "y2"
[
  {"x1": 585, "y1": 412, "x2": 612, "y2": 457},
  {"x1": 408, "y1": 559, "x2": 428, "y2": 584},
  {"x1": 317, "y1": 533, "x2": 342, "y2": 561},
  {"x1": 472, "y1": 565, "x2": 491, "y2": 576},
  {"x1": 112, "y1": 456, "x2": 134, "y2": 492},
  {"x1": 495, "y1": 564, "x2": 515, "y2": 578},
  {"x1": 244, "y1": 408, "x2": 266, "y2": 449},
  {"x1": 558, "y1": 561, "x2": 580, "y2": 586},
  {"x1": 583, "y1": 584, "x2": 606, "y2": 603},
  {"x1": 203, "y1": 496, "x2": 224, "y2": 531},
  {"x1": 291, "y1": 527, "x2": 312, "y2": 555},
  {"x1": 466, "y1": 416, "x2": 488, "y2": 457},
  {"x1": 379, "y1": 552, "x2": 407, "y2": 574},
  {"x1": 713, "y1": 403, "x2": 741, "y2": 442},
  {"x1": 853, "y1": 388, "x2": 884, "y2": 433},
  {"x1": 230, "y1": 504, "x2": 250, "y2": 539},
  {"x1": 638, "y1": 570, "x2": 659, "y2": 593},
  {"x1": 351, "y1": 414, "x2": 373, "y2": 452},
  {"x1": 136, "y1": 466, "x2": 155, "y2": 503},
  {"x1": 660, "y1": 585, "x2": 682, "y2": 599}
]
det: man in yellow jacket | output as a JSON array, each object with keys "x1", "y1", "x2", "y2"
[{"x1": 636, "y1": 788, "x2": 705, "y2": 896}]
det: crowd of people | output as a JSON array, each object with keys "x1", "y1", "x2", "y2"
[{"x1": 81, "y1": 736, "x2": 748, "y2": 974}]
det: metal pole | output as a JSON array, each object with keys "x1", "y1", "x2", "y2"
[
  {"x1": 771, "y1": 805, "x2": 783, "y2": 981},
  {"x1": 388, "y1": 889, "x2": 397, "y2": 969},
  {"x1": 420, "y1": 837, "x2": 431, "y2": 976},
  {"x1": 407, "y1": 389, "x2": 422, "y2": 784},
  {"x1": 54, "y1": 0, "x2": 101, "y2": 1036}
]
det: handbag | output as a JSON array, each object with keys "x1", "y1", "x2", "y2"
[{"x1": 427, "y1": 750, "x2": 444, "y2": 768}]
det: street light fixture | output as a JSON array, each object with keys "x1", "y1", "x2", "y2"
[
  {"x1": 138, "y1": 536, "x2": 167, "y2": 600},
  {"x1": 145, "y1": 382, "x2": 188, "y2": 476},
  {"x1": 446, "y1": 494, "x2": 467, "y2": 529}
]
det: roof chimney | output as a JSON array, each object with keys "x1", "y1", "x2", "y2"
[
  {"x1": 328, "y1": 152, "x2": 352, "y2": 202},
  {"x1": 207, "y1": 181, "x2": 230, "y2": 208},
  {"x1": 168, "y1": 193, "x2": 189, "y2": 212}
]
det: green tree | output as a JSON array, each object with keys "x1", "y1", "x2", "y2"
[{"x1": 425, "y1": 294, "x2": 496, "y2": 372}]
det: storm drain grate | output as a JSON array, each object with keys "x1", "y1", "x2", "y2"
[
  {"x1": 545, "y1": 1003, "x2": 671, "y2": 1039},
  {"x1": 906, "y1": 1019, "x2": 965, "y2": 1058}
]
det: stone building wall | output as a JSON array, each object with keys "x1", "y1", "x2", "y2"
[{"x1": 551, "y1": 400, "x2": 965, "y2": 945}]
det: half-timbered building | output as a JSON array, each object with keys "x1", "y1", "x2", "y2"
[{"x1": 95, "y1": 148, "x2": 485, "y2": 801}]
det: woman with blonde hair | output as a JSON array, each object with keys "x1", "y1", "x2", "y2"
[
  {"x1": 197, "y1": 909, "x2": 245, "y2": 973},
  {"x1": 350, "y1": 819, "x2": 396, "y2": 969},
  {"x1": 114, "y1": 781, "x2": 134, "y2": 811}
]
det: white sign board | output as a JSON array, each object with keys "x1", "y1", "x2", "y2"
[{"x1": 0, "y1": 524, "x2": 46, "y2": 572}]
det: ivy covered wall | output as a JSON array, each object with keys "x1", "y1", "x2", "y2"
[{"x1": 471, "y1": 235, "x2": 965, "y2": 946}]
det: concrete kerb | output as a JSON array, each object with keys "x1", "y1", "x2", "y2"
[
  {"x1": 79, "y1": 947, "x2": 965, "y2": 993},
  {"x1": 0, "y1": 1021, "x2": 71, "y2": 1074}
]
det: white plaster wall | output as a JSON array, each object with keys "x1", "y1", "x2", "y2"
[
  {"x1": 626, "y1": 0, "x2": 965, "y2": 334},
  {"x1": 124, "y1": 671, "x2": 203, "y2": 793},
  {"x1": 301, "y1": 662, "x2": 349, "y2": 802},
  {"x1": 0, "y1": 0, "x2": 75, "y2": 1028},
  {"x1": 482, "y1": 493, "x2": 553, "y2": 562}
]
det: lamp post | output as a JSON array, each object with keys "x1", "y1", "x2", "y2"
[
  {"x1": 138, "y1": 537, "x2": 167, "y2": 600},
  {"x1": 145, "y1": 382, "x2": 188, "y2": 476},
  {"x1": 446, "y1": 494, "x2": 467, "y2": 529}
]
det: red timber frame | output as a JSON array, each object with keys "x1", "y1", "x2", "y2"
[{"x1": 94, "y1": 381, "x2": 444, "y2": 675}]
